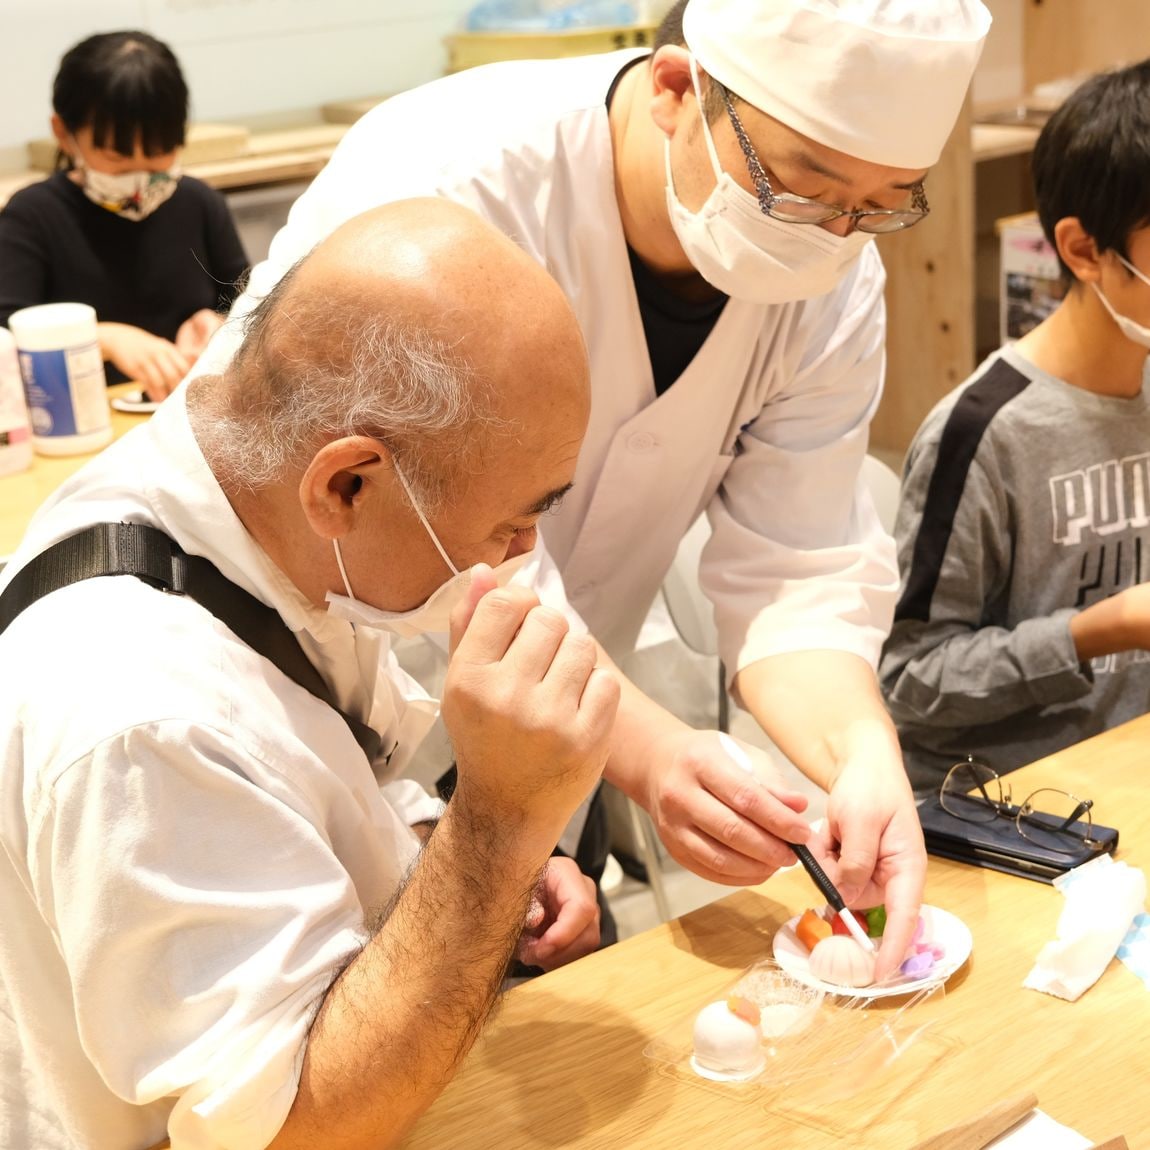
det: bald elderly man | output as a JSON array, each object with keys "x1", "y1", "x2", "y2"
[{"x1": 0, "y1": 201, "x2": 618, "y2": 1150}]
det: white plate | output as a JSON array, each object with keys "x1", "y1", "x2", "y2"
[
  {"x1": 772, "y1": 904, "x2": 972, "y2": 1000},
  {"x1": 111, "y1": 390, "x2": 160, "y2": 414}
]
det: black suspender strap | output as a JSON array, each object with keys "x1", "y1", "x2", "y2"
[{"x1": 0, "y1": 522, "x2": 382, "y2": 763}]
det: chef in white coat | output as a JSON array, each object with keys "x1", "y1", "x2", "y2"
[{"x1": 192, "y1": 0, "x2": 991, "y2": 976}]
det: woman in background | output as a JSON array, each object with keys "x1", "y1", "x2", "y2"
[{"x1": 0, "y1": 31, "x2": 248, "y2": 400}]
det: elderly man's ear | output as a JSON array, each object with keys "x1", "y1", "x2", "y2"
[{"x1": 299, "y1": 436, "x2": 393, "y2": 540}]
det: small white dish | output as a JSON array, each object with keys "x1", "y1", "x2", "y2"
[
  {"x1": 111, "y1": 390, "x2": 160, "y2": 414},
  {"x1": 772, "y1": 904, "x2": 972, "y2": 999}
]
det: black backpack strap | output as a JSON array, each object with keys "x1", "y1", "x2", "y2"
[
  {"x1": 0, "y1": 522, "x2": 186, "y2": 627},
  {"x1": 0, "y1": 522, "x2": 383, "y2": 762}
]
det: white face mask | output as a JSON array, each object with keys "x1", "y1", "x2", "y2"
[
  {"x1": 325, "y1": 462, "x2": 530, "y2": 637},
  {"x1": 72, "y1": 144, "x2": 181, "y2": 222},
  {"x1": 1092, "y1": 253, "x2": 1150, "y2": 349},
  {"x1": 664, "y1": 57, "x2": 872, "y2": 305}
]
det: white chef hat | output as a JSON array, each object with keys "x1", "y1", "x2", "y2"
[{"x1": 682, "y1": 0, "x2": 992, "y2": 169}]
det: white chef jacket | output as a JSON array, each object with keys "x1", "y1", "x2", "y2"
[
  {"x1": 193, "y1": 49, "x2": 898, "y2": 675},
  {"x1": 0, "y1": 390, "x2": 444, "y2": 1150}
]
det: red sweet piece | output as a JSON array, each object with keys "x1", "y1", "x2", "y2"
[{"x1": 831, "y1": 912, "x2": 853, "y2": 937}]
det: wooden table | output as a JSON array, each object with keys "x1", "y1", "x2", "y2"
[
  {"x1": 0, "y1": 383, "x2": 147, "y2": 559},
  {"x1": 402, "y1": 718, "x2": 1150, "y2": 1149}
]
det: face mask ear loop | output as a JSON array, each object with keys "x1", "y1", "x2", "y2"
[
  {"x1": 392, "y1": 460, "x2": 461, "y2": 576},
  {"x1": 663, "y1": 137, "x2": 678, "y2": 196},
  {"x1": 332, "y1": 538, "x2": 357, "y2": 601},
  {"x1": 1118, "y1": 252, "x2": 1150, "y2": 290},
  {"x1": 1090, "y1": 280, "x2": 1150, "y2": 348},
  {"x1": 67, "y1": 134, "x2": 86, "y2": 174},
  {"x1": 1092, "y1": 280, "x2": 1132, "y2": 332},
  {"x1": 689, "y1": 54, "x2": 725, "y2": 182}
]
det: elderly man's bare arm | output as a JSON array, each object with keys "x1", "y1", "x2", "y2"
[{"x1": 267, "y1": 577, "x2": 618, "y2": 1150}]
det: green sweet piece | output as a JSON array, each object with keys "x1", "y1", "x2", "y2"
[{"x1": 864, "y1": 905, "x2": 887, "y2": 939}]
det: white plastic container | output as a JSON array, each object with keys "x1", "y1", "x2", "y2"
[
  {"x1": 0, "y1": 327, "x2": 33, "y2": 475},
  {"x1": 8, "y1": 302, "x2": 112, "y2": 456}
]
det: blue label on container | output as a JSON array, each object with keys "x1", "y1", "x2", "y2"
[{"x1": 18, "y1": 348, "x2": 78, "y2": 437}]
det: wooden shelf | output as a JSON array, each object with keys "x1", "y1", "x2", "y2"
[
  {"x1": 0, "y1": 123, "x2": 350, "y2": 208},
  {"x1": 182, "y1": 144, "x2": 342, "y2": 192},
  {"x1": 972, "y1": 123, "x2": 1041, "y2": 163}
]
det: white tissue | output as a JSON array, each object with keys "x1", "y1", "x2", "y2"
[
  {"x1": 1117, "y1": 912, "x2": 1150, "y2": 989},
  {"x1": 986, "y1": 1109, "x2": 1092, "y2": 1149},
  {"x1": 1023, "y1": 854, "x2": 1146, "y2": 1001}
]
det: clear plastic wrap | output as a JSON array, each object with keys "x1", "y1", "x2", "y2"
[{"x1": 644, "y1": 959, "x2": 960, "y2": 1136}]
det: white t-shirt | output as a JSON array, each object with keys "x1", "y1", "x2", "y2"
[{"x1": 0, "y1": 391, "x2": 442, "y2": 1149}]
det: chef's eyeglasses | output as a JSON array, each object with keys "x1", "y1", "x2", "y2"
[
  {"x1": 718, "y1": 85, "x2": 931, "y2": 235},
  {"x1": 940, "y1": 755, "x2": 1099, "y2": 855}
]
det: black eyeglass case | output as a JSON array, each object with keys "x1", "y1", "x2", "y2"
[{"x1": 917, "y1": 798, "x2": 1119, "y2": 884}]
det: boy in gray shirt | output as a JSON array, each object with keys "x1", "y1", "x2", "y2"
[{"x1": 881, "y1": 60, "x2": 1150, "y2": 793}]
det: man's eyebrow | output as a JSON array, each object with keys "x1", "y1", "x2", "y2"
[
  {"x1": 521, "y1": 482, "x2": 573, "y2": 517},
  {"x1": 790, "y1": 151, "x2": 849, "y2": 184},
  {"x1": 789, "y1": 150, "x2": 926, "y2": 191}
]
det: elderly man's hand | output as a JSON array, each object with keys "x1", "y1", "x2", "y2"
[
  {"x1": 442, "y1": 569, "x2": 620, "y2": 846},
  {"x1": 814, "y1": 754, "x2": 926, "y2": 982},
  {"x1": 516, "y1": 858, "x2": 600, "y2": 970},
  {"x1": 641, "y1": 728, "x2": 813, "y2": 886}
]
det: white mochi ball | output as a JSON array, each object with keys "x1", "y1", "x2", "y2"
[
  {"x1": 690, "y1": 1000, "x2": 764, "y2": 1080},
  {"x1": 808, "y1": 935, "x2": 877, "y2": 988}
]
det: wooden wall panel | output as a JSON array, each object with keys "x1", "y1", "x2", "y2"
[
  {"x1": 1024, "y1": 0, "x2": 1150, "y2": 91},
  {"x1": 871, "y1": 97, "x2": 975, "y2": 455}
]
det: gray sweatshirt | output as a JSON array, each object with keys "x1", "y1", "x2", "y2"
[{"x1": 880, "y1": 344, "x2": 1150, "y2": 793}]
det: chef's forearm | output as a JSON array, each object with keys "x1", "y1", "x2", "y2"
[
  {"x1": 733, "y1": 649, "x2": 900, "y2": 791},
  {"x1": 597, "y1": 644, "x2": 692, "y2": 807}
]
